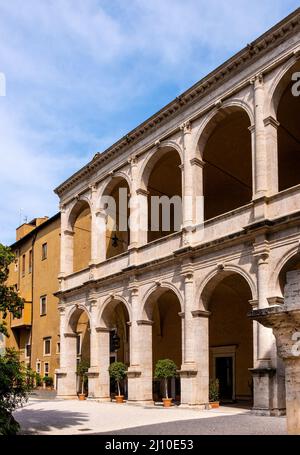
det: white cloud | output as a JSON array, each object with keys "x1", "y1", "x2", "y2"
[{"x1": 0, "y1": 0, "x2": 298, "y2": 244}]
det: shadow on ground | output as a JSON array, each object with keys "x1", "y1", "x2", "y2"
[
  {"x1": 14, "y1": 408, "x2": 89, "y2": 434},
  {"x1": 96, "y1": 414, "x2": 287, "y2": 436}
]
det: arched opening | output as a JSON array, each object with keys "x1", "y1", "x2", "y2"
[
  {"x1": 70, "y1": 201, "x2": 91, "y2": 273},
  {"x1": 276, "y1": 62, "x2": 300, "y2": 191},
  {"x1": 144, "y1": 287, "x2": 182, "y2": 403},
  {"x1": 201, "y1": 108, "x2": 252, "y2": 220},
  {"x1": 101, "y1": 300, "x2": 130, "y2": 398},
  {"x1": 68, "y1": 307, "x2": 91, "y2": 396},
  {"x1": 278, "y1": 252, "x2": 300, "y2": 299},
  {"x1": 145, "y1": 148, "x2": 182, "y2": 243},
  {"x1": 202, "y1": 272, "x2": 253, "y2": 404},
  {"x1": 102, "y1": 177, "x2": 130, "y2": 259}
]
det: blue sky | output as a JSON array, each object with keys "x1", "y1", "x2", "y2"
[{"x1": 0, "y1": 0, "x2": 299, "y2": 245}]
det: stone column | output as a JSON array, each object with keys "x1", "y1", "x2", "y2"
[
  {"x1": 263, "y1": 116, "x2": 280, "y2": 195},
  {"x1": 90, "y1": 209, "x2": 106, "y2": 264},
  {"x1": 180, "y1": 122, "x2": 194, "y2": 243},
  {"x1": 127, "y1": 287, "x2": 153, "y2": 403},
  {"x1": 86, "y1": 296, "x2": 109, "y2": 400},
  {"x1": 128, "y1": 157, "x2": 145, "y2": 265},
  {"x1": 92, "y1": 327, "x2": 111, "y2": 400},
  {"x1": 250, "y1": 305, "x2": 300, "y2": 434},
  {"x1": 56, "y1": 305, "x2": 77, "y2": 397},
  {"x1": 59, "y1": 205, "x2": 74, "y2": 277},
  {"x1": 179, "y1": 269, "x2": 209, "y2": 406},
  {"x1": 251, "y1": 74, "x2": 267, "y2": 198},
  {"x1": 251, "y1": 245, "x2": 278, "y2": 414}
]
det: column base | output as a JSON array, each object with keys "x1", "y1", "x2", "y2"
[
  {"x1": 127, "y1": 367, "x2": 153, "y2": 402},
  {"x1": 179, "y1": 364, "x2": 209, "y2": 406},
  {"x1": 250, "y1": 367, "x2": 280, "y2": 415},
  {"x1": 87, "y1": 367, "x2": 110, "y2": 400},
  {"x1": 56, "y1": 369, "x2": 77, "y2": 397}
]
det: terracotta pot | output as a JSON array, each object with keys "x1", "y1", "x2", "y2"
[
  {"x1": 115, "y1": 395, "x2": 125, "y2": 403},
  {"x1": 163, "y1": 398, "x2": 173, "y2": 407},
  {"x1": 78, "y1": 393, "x2": 86, "y2": 401},
  {"x1": 209, "y1": 401, "x2": 220, "y2": 409}
]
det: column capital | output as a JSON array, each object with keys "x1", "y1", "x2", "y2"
[
  {"x1": 253, "y1": 241, "x2": 270, "y2": 262},
  {"x1": 190, "y1": 157, "x2": 205, "y2": 168},
  {"x1": 129, "y1": 287, "x2": 139, "y2": 297},
  {"x1": 180, "y1": 120, "x2": 192, "y2": 134},
  {"x1": 250, "y1": 73, "x2": 264, "y2": 86},
  {"x1": 136, "y1": 188, "x2": 149, "y2": 196},
  {"x1": 128, "y1": 155, "x2": 138, "y2": 166},
  {"x1": 63, "y1": 229, "x2": 74, "y2": 237},
  {"x1": 250, "y1": 305, "x2": 300, "y2": 360},
  {"x1": 136, "y1": 319, "x2": 154, "y2": 326},
  {"x1": 191, "y1": 309, "x2": 211, "y2": 318},
  {"x1": 263, "y1": 116, "x2": 280, "y2": 129}
]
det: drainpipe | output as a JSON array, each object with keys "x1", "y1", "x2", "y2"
[{"x1": 29, "y1": 231, "x2": 37, "y2": 370}]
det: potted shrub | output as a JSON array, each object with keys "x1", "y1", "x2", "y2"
[
  {"x1": 154, "y1": 359, "x2": 177, "y2": 407},
  {"x1": 43, "y1": 376, "x2": 54, "y2": 389},
  {"x1": 109, "y1": 361, "x2": 127, "y2": 403},
  {"x1": 35, "y1": 372, "x2": 42, "y2": 388},
  {"x1": 77, "y1": 360, "x2": 89, "y2": 400},
  {"x1": 209, "y1": 378, "x2": 220, "y2": 408}
]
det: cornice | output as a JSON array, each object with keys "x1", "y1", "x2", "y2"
[{"x1": 54, "y1": 9, "x2": 300, "y2": 198}]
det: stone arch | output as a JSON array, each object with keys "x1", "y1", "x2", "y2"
[
  {"x1": 140, "y1": 282, "x2": 184, "y2": 320},
  {"x1": 65, "y1": 304, "x2": 91, "y2": 334},
  {"x1": 97, "y1": 174, "x2": 131, "y2": 259},
  {"x1": 197, "y1": 265, "x2": 256, "y2": 311},
  {"x1": 67, "y1": 198, "x2": 92, "y2": 272},
  {"x1": 67, "y1": 197, "x2": 92, "y2": 231},
  {"x1": 98, "y1": 171, "x2": 132, "y2": 203},
  {"x1": 195, "y1": 102, "x2": 253, "y2": 220},
  {"x1": 271, "y1": 245, "x2": 300, "y2": 298},
  {"x1": 98, "y1": 295, "x2": 131, "y2": 327},
  {"x1": 139, "y1": 143, "x2": 183, "y2": 192},
  {"x1": 193, "y1": 99, "x2": 254, "y2": 157},
  {"x1": 268, "y1": 56, "x2": 300, "y2": 118},
  {"x1": 199, "y1": 267, "x2": 254, "y2": 402},
  {"x1": 268, "y1": 58, "x2": 300, "y2": 192}
]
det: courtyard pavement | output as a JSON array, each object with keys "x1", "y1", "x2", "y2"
[{"x1": 13, "y1": 392, "x2": 287, "y2": 435}]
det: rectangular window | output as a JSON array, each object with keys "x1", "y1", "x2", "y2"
[
  {"x1": 44, "y1": 362, "x2": 49, "y2": 377},
  {"x1": 29, "y1": 250, "x2": 32, "y2": 274},
  {"x1": 40, "y1": 295, "x2": 47, "y2": 316},
  {"x1": 22, "y1": 254, "x2": 25, "y2": 276},
  {"x1": 42, "y1": 243, "x2": 47, "y2": 260},
  {"x1": 56, "y1": 342, "x2": 60, "y2": 354},
  {"x1": 36, "y1": 361, "x2": 41, "y2": 374},
  {"x1": 25, "y1": 344, "x2": 31, "y2": 358},
  {"x1": 44, "y1": 337, "x2": 51, "y2": 356}
]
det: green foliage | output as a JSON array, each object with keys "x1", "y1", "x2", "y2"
[
  {"x1": 77, "y1": 360, "x2": 90, "y2": 394},
  {"x1": 209, "y1": 378, "x2": 220, "y2": 402},
  {"x1": 77, "y1": 360, "x2": 89, "y2": 378},
  {"x1": 109, "y1": 361, "x2": 127, "y2": 382},
  {"x1": 154, "y1": 359, "x2": 177, "y2": 380},
  {"x1": 0, "y1": 244, "x2": 24, "y2": 336},
  {"x1": 109, "y1": 362, "x2": 127, "y2": 396},
  {"x1": 154, "y1": 359, "x2": 177, "y2": 400},
  {"x1": 43, "y1": 376, "x2": 54, "y2": 387},
  {"x1": 35, "y1": 372, "x2": 42, "y2": 387},
  {"x1": 0, "y1": 348, "x2": 34, "y2": 435}
]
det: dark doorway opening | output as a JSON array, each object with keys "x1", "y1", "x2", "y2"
[{"x1": 216, "y1": 356, "x2": 234, "y2": 401}]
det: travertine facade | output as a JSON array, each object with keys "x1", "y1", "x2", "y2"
[{"x1": 51, "y1": 9, "x2": 300, "y2": 418}]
